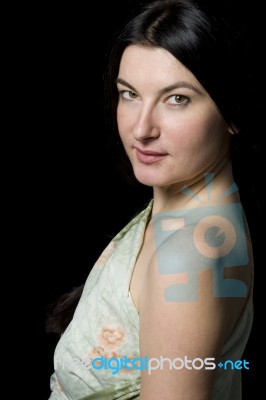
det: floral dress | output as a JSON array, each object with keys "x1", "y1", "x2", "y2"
[
  {"x1": 49, "y1": 202, "x2": 152, "y2": 399},
  {"x1": 49, "y1": 200, "x2": 253, "y2": 400}
]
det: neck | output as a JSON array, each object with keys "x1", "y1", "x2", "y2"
[{"x1": 151, "y1": 155, "x2": 237, "y2": 215}]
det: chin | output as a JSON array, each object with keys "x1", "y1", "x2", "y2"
[
  {"x1": 132, "y1": 165, "x2": 199, "y2": 189},
  {"x1": 133, "y1": 168, "x2": 172, "y2": 188}
]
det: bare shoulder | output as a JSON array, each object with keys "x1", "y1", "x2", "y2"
[
  {"x1": 148, "y1": 203, "x2": 251, "y2": 291},
  {"x1": 138, "y1": 204, "x2": 253, "y2": 399}
]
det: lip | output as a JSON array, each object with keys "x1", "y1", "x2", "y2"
[{"x1": 135, "y1": 147, "x2": 168, "y2": 164}]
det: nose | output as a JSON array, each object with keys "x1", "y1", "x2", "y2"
[{"x1": 132, "y1": 106, "x2": 160, "y2": 142}]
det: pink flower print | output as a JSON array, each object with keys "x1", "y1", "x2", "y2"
[
  {"x1": 99, "y1": 327, "x2": 125, "y2": 349},
  {"x1": 95, "y1": 242, "x2": 116, "y2": 267},
  {"x1": 87, "y1": 346, "x2": 108, "y2": 367}
]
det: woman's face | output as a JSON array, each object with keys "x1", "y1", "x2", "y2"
[{"x1": 116, "y1": 45, "x2": 231, "y2": 187}]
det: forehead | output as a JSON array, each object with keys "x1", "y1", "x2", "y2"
[{"x1": 118, "y1": 45, "x2": 203, "y2": 89}]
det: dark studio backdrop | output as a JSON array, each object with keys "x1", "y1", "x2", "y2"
[{"x1": 35, "y1": 1, "x2": 264, "y2": 399}]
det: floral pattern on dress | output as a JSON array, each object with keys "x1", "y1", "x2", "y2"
[
  {"x1": 84, "y1": 327, "x2": 137, "y2": 375},
  {"x1": 49, "y1": 203, "x2": 153, "y2": 399},
  {"x1": 84, "y1": 347, "x2": 118, "y2": 365},
  {"x1": 98, "y1": 326, "x2": 125, "y2": 349}
]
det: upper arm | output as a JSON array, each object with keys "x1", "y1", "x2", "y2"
[{"x1": 138, "y1": 220, "x2": 252, "y2": 400}]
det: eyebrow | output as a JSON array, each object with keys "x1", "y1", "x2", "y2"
[{"x1": 116, "y1": 78, "x2": 204, "y2": 96}]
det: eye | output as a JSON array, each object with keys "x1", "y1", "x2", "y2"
[
  {"x1": 118, "y1": 90, "x2": 139, "y2": 101},
  {"x1": 166, "y1": 94, "x2": 189, "y2": 106}
]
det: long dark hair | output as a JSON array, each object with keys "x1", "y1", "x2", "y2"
[{"x1": 47, "y1": 0, "x2": 264, "y2": 334}]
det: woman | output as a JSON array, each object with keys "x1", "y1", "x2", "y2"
[{"x1": 48, "y1": 0, "x2": 257, "y2": 398}]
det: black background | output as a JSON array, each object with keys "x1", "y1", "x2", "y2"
[{"x1": 18, "y1": 1, "x2": 264, "y2": 398}]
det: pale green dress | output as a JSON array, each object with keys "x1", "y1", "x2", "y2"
[{"x1": 49, "y1": 201, "x2": 253, "y2": 400}]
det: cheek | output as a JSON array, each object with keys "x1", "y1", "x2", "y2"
[{"x1": 168, "y1": 112, "x2": 227, "y2": 153}]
